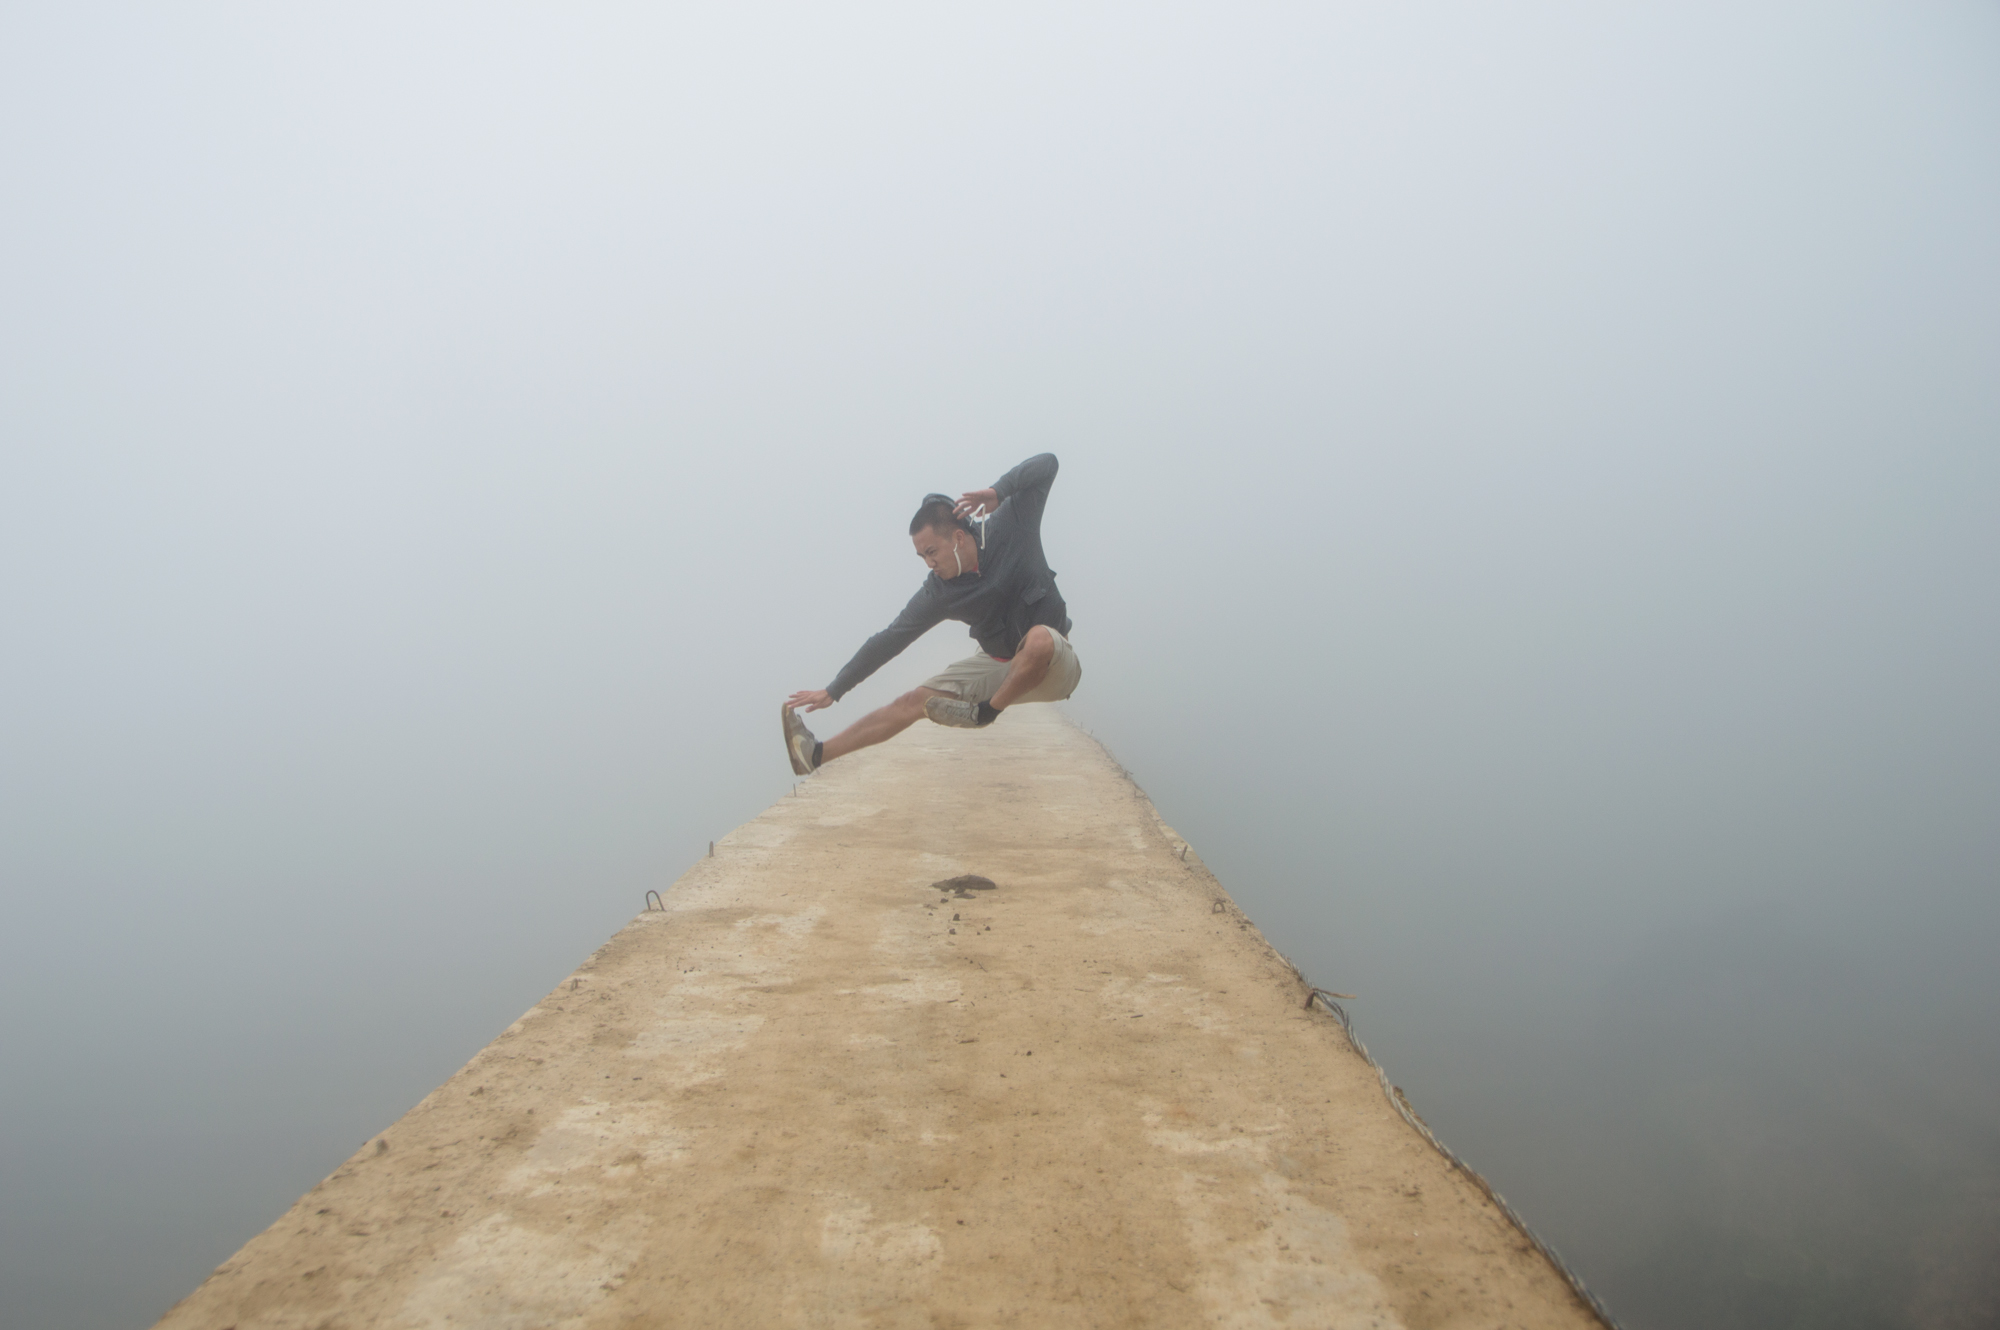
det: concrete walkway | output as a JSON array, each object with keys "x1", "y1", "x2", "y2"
[{"x1": 158, "y1": 707, "x2": 1603, "y2": 1329}]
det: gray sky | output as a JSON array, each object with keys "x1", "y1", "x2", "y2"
[{"x1": 3, "y1": 5, "x2": 1997, "y2": 1327}]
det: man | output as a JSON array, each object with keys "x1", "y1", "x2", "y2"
[{"x1": 782, "y1": 453, "x2": 1080, "y2": 774}]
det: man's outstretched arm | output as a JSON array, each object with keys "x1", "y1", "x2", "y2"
[{"x1": 790, "y1": 586, "x2": 945, "y2": 712}]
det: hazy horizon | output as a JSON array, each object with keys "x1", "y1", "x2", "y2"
[{"x1": 3, "y1": 4, "x2": 1997, "y2": 1327}]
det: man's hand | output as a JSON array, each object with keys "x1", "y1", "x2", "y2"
[
  {"x1": 954, "y1": 487, "x2": 999, "y2": 521},
  {"x1": 787, "y1": 689, "x2": 833, "y2": 713}
]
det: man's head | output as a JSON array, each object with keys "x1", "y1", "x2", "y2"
[{"x1": 910, "y1": 495, "x2": 976, "y2": 579}]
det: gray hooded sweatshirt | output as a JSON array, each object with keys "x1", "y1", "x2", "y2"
[{"x1": 826, "y1": 453, "x2": 1070, "y2": 702}]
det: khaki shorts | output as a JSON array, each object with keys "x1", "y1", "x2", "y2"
[{"x1": 920, "y1": 629, "x2": 1082, "y2": 706}]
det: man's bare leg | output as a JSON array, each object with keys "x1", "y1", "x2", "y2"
[
  {"x1": 817, "y1": 686, "x2": 951, "y2": 765},
  {"x1": 987, "y1": 625, "x2": 1057, "y2": 710}
]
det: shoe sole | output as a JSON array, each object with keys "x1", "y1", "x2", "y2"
[
  {"x1": 924, "y1": 696, "x2": 982, "y2": 729},
  {"x1": 781, "y1": 705, "x2": 815, "y2": 775}
]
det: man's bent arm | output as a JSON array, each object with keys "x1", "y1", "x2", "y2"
[
  {"x1": 826, "y1": 587, "x2": 946, "y2": 701},
  {"x1": 993, "y1": 453, "x2": 1059, "y2": 535}
]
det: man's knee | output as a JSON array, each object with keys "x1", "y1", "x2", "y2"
[
  {"x1": 1019, "y1": 626, "x2": 1056, "y2": 662},
  {"x1": 896, "y1": 687, "x2": 942, "y2": 713}
]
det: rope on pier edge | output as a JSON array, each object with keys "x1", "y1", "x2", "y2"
[{"x1": 1301, "y1": 984, "x2": 1623, "y2": 1330}]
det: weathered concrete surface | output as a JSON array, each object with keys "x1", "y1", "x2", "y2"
[{"x1": 158, "y1": 707, "x2": 1601, "y2": 1329}]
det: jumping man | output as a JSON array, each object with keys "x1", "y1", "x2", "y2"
[{"x1": 782, "y1": 453, "x2": 1080, "y2": 774}]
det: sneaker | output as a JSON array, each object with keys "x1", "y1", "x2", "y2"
[
  {"x1": 925, "y1": 695, "x2": 995, "y2": 729},
  {"x1": 781, "y1": 705, "x2": 820, "y2": 774}
]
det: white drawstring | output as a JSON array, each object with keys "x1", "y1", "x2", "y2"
[{"x1": 954, "y1": 513, "x2": 989, "y2": 576}]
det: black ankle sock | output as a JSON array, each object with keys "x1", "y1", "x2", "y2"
[
  {"x1": 812, "y1": 740, "x2": 824, "y2": 768},
  {"x1": 975, "y1": 701, "x2": 1001, "y2": 727}
]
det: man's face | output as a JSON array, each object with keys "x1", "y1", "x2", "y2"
[{"x1": 913, "y1": 525, "x2": 965, "y2": 577}]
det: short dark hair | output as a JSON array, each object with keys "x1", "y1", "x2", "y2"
[{"x1": 909, "y1": 494, "x2": 969, "y2": 539}]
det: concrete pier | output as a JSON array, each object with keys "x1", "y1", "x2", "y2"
[{"x1": 157, "y1": 707, "x2": 1603, "y2": 1329}]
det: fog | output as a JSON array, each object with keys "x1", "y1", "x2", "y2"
[{"x1": 3, "y1": 4, "x2": 1997, "y2": 1327}]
